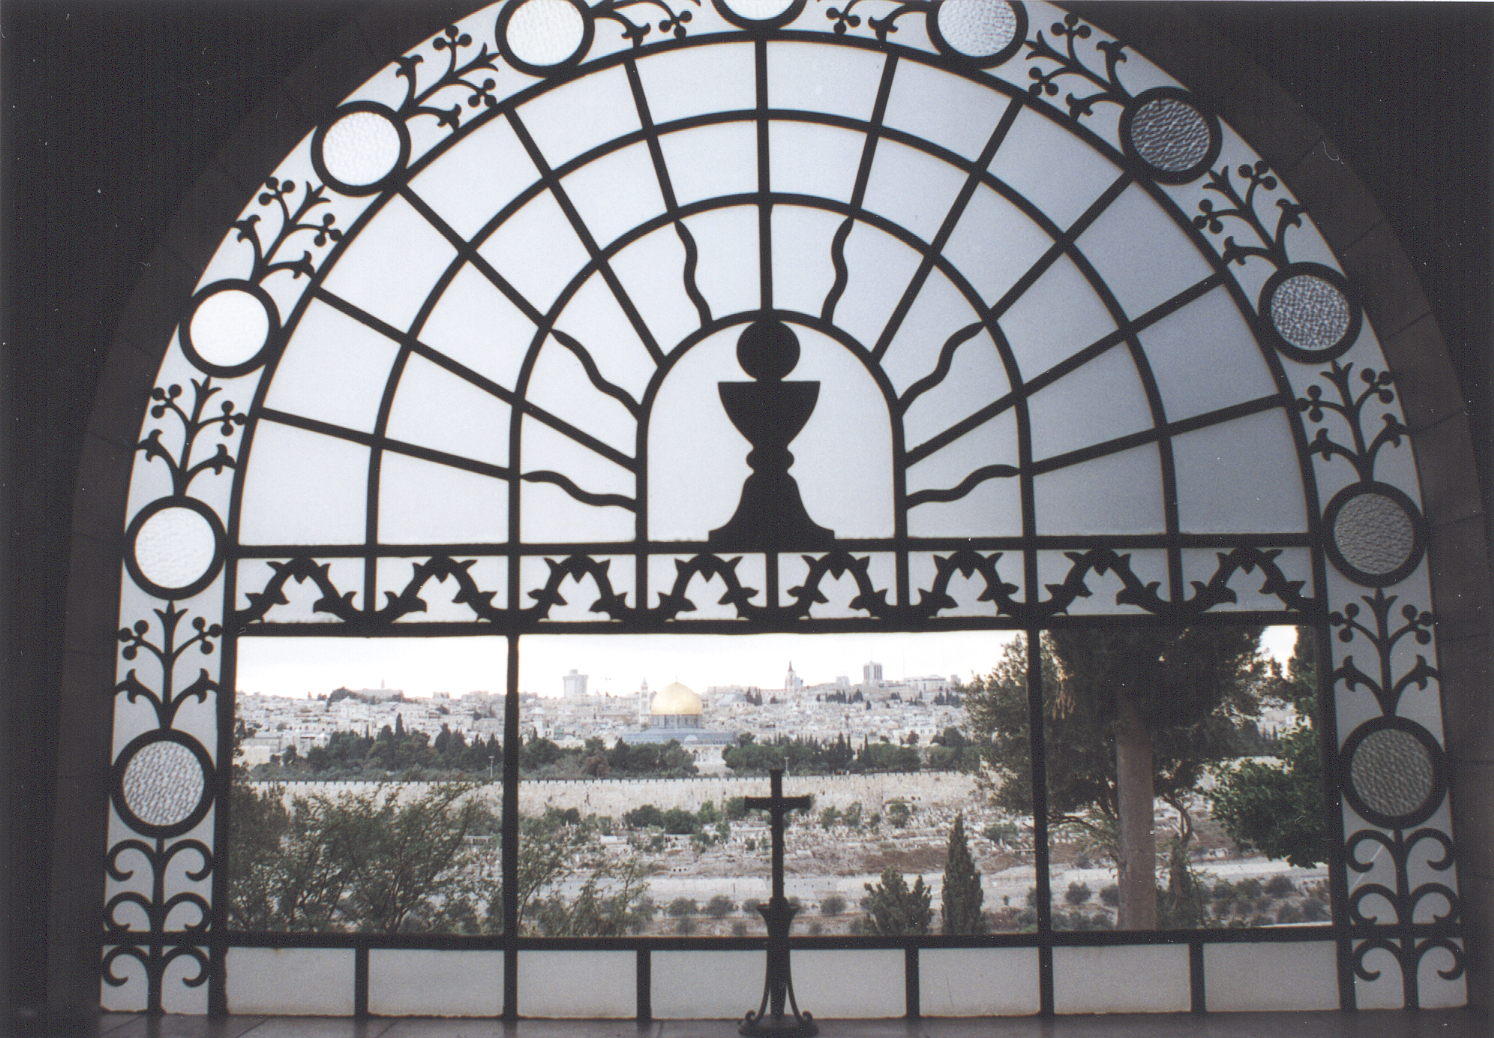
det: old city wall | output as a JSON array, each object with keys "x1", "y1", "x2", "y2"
[{"x1": 253, "y1": 772, "x2": 978, "y2": 816}]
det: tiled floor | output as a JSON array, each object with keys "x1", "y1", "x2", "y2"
[{"x1": 92, "y1": 1012, "x2": 1487, "y2": 1038}]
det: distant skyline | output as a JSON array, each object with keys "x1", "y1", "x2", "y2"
[{"x1": 237, "y1": 626, "x2": 1300, "y2": 700}]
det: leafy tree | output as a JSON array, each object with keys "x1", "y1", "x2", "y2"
[
  {"x1": 861, "y1": 867, "x2": 932, "y2": 936},
  {"x1": 316, "y1": 784, "x2": 487, "y2": 932},
  {"x1": 1207, "y1": 630, "x2": 1327, "y2": 868},
  {"x1": 667, "y1": 897, "x2": 698, "y2": 918},
  {"x1": 820, "y1": 894, "x2": 847, "y2": 916},
  {"x1": 529, "y1": 858, "x2": 653, "y2": 937},
  {"x1": 965, "y1": 631, "x2": 1269, "y2": 929},
  {"x1": 885, "y1": 799, "x2": 911, "y2": 828},
  {"x1": 704, "y1": 894, "x2": 737, "y2": 918},
  {"x1": 941, "y1": 814, "x2": 984, "y2": 934}
]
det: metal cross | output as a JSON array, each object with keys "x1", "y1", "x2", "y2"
[{"x1": 741, "y1": 768, "x2": 816, "y2": 1037}]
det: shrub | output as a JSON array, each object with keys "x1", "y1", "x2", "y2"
[
  {"x1": 1302, "y1": 896, "x2": 1330, "y2": 922},
  {"x1": 730, "y1": 921, "x2": 749, "y2": 937},
  {"x1": 1264, "y1": 874, "x2": 1296, "y2": 897},
  {"x1": 1064, "y1": 881, "x2": 1091, "y2": 905},
  {"x1": 1236, "y1": 877, "x2": 1263, "y2": 899},
  {"x1": 666, "y1": 897, "x2": 697, "y2": 918},
  {"x1": 1211, "y1": 880, "x2": 1238, "y2": 902},
  {"x1": 1099, "y1": 884, "x2": 1119, "y2": 907},
  {"x1": 821, "y1": 894, "x2": 847, "y2": 916},
  {"x1": 1276, "y1": 903, "x2": 1304, "y2": 924},
  {"x1": 704, "y1": 894, "x2": 736, "y2": 918}
]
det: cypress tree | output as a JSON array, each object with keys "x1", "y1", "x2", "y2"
[{"x1": 942, "y1": 813, "x2": 985, "y2": 934}]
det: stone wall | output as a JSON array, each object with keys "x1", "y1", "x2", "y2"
[{"x1": 253, "y1": 771, "x2": 978, "y2": 817}]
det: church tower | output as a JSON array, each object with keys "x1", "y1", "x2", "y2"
[{"x1": 785, "y1": 662, "x2": 803, "y2": 696}]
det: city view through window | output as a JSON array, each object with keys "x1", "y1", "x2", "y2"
[{"x1": 231, "y1": 627, "x2": 1324, "y2": 939}]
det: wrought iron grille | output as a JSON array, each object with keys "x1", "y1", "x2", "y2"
[{"x1": 104, "y1": 0, "x2": 1461, "y2": 1017}]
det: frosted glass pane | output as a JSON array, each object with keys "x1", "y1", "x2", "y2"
[
  {"x1": 1053, "y1": 945, "x2": 1190, "y2": 1013},
  {"x1": 608, "y1": 225, "x2": 700, "y2": 358},
  {"x1": 1033, "y1": 445, "x2": 1166, "y2": 535},
  {"x1": 378, "y1": 453, "x2": 508, "y2": 545},
  {"x1": 408, "y1": 115, "x2": 539, "y2": 241},
  {"x1": 862, "y1": 139, "x2": 970, "y2": 245},
  {"x1": 813, "y1": 222, "x2": 922, "y2": 354},
  {"x1": 368, "y1": 949, "x2": 502, "y2": 1016},
  {"x1": 561, "y1": 142, "x2": 667, "y2": 249},
  {"x1": 321, "y1": 195, "x2": 457, "y2": 333},
  {"x1": 652, "y1": 950, "x2": 761, "y2": 1018},
  {"x1": 988, "y1": 107, "x2": 1120, "y2": 230},
  {"x1": 518, "y1": 66, "x2": 641, "y2": 170},
  {"x1": 901, "y1": 328, "x2": 1011, "y2": 447},
  {"x1": 1418, "y1": 944, "x2": 1467, "y2": 1009},
  {"x1": 553, "y1": 274, "x2": 656, "y2": 401},
  {"x1": 795, "y1": 949, "x2": 903, "y2": 1018},
  {"x1": 519, "y1": 951, "x2": 634, "y2": 1017},
  {"x1": 226, "y1": 948, "x2": 355, "y2": 1015},
  {"x1": 880, "y1": 272, "x2": 985, "y2": 398},
  {"x1": 648, "y1": 324, "x2": 893, "y2": 541},
  {"x1": 786, "y1": 336, "x2": 895, "y2": 539},
  {"x1": 658, "y1": 122, "x2": 759, "y2": 208},
  {"x1": 264, "y1": 299, "x2": 400, "y2": 434},
  {"x1": 1027, "y1": 346, "x2": 1154, "y2": 463},
  {"x1": 525, "y1": 338, "x2": 639, "y2": 452},
  {"x1": 478, "y1": 190, "x2": 591, "y2": 315},
  {"x1": 769, "y1": 121, "x2": 864, "y2": 202},
  {"x1": 1076, "y1": 185, "x2": 1214, "y2": 320},
  {"x1": 1204, "y1": 942, "x2": 1339, "y2": 1011},
  {"x1": 906, "y1": 412, "x2": 1022, "y2": 539},
  {"x1": 239, "y1": 422, "x2": 369, "y2": 545},
  {"x1": 682, "y1": 207, "x2": 763, "y2": 320},
  {"x1": 920, "y1": 948, "x2": 1040, "y2": 1016},
  {"x1": 637, "y1": 43, "x2": 756, "y2": 126},
  {"x1": 1172, "y1": 411, "x2": 1309, "y2": 534},
  {"x1": 770, "y1": 206, "x2": 856, "y2": 319},
  {"x1": 1139, "y1": 287, "x2": 1277, "y2": 423},
  {"x1": 943, "y1": 183, "x2": 1054, "y2": 306},
  {"x1": 522, "y1": 480, "x2": 634, "y2": 543},
  {"x1": 767, "y1": 41, "x2": 886, "y2": 121},
  {"x1": 236, "y1": 556, "x2": 364, "y2": 621},
  {"x1": 386, "y1": 355, "x2": 512, "y2": 469},
  {"x1": 999, "y1": 254, "x2": 1116, "y2": 380},
  {"x1": 884, "y1": 58, "x2": 1009, "y2": 162},
  {"x1": 419, "y1": 263, "x2": 534, "y2": 392}
]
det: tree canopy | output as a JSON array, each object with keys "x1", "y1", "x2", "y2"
[
  {"x1": 1207, "y1": 630, "x2": 1327, "y2": 868},
  {"x1": 964, "y1": 629, "x2": 1270, "y2": 928}
]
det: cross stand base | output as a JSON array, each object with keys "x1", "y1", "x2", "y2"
[{"x1": 739, "y1": 898, "x2": 816, "y2": 1038}]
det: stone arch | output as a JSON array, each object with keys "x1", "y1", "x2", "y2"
[{"x1": 32, "y1": 0, "x2": 1489, "y2": 1025}]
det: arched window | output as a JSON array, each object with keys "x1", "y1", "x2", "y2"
[{"x1": 103, "y1": 0, "x2": 1465, "y2": 1018}]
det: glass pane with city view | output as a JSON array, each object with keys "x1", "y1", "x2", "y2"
[
  {"x1": 977, "y1": 626, "x2": 1330, "y2": 934},
  {"x1": 226, "y1": 625, "x2": 1315, "y2": 938},
  {"x1": 228, "y1": 631, "x2": 1030, "y2": 937},
  {"x1": 513, "y1": 631, "x2": 1024, "y2": 938}
]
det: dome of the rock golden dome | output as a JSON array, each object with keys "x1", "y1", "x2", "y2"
[{"x1": 650, "y1": 681, "x2": 702, "y2": 716}]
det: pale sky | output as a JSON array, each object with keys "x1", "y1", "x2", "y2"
[{"x1": 236, "y1": 626, "x2": 1300, "y2": 700}]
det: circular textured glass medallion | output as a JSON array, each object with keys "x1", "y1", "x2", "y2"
[
  {"x1": 125, "y1": 497, "x2": 225, "y2": 600},
  {"x1": 497, "y1": 0, "x2": 594, "y2": 75},
  {"x1": 113, "y1": 731, "x2": 214, "y2": 839},
  {"x1": 928, "y1": 0, "x2": 1026, "y2": 67},
  {"x1": 311, "y1": 102, "x2": 410, "y2": 196},
  {"x1": 180, "y1": 280, "x2": 279, "y2": 377},
  {"x1": 712, "y1": 0, "x2": 806, "y2": 31},
  {"x1": 1259, "y1": 262, "x2": 1362, "y2": 363},
  {"x1": 1342, "y1": 717, "x2": 1444, "y2": 830},
  {"x1": 1323, "y1": 482, "x2": 1425, "y2": 587},
  {"x1": 1119, "y1": 88, "x2": 1220, "y2": 184}
]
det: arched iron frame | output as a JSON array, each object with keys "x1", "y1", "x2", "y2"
[{"x1": 102, "y1": 0, "x2": 1463, "y2": 1019}]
